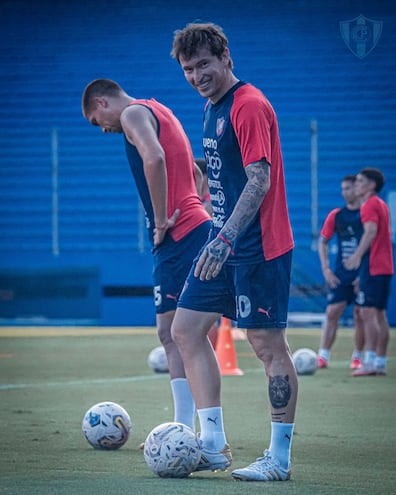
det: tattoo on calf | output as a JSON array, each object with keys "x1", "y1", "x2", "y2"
[{"x1": 269, "y1": 375, "x2": 291, "y2": 409}]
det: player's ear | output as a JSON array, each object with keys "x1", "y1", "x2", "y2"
[
  {"x1": 222, "y1": 48, "x2": 232, "y2": 69},
  {"x1": 94, "y1": 96, "x2": 108, "y2": 108},
  {"x1": 221, "y1": 48, "x2": 229, "y2": 61}
]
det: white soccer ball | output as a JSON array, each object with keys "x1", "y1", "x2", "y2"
[
  {"x1": 292, "y1": 348, "x2": 318, "y2": 375},
  {"x1": 147, "y1": 346, "x2": 169, "y2": 373},
  {"x1": 82, "y1": 401, "x2": 132, "y2": 450},
  {"x1": 144, "y1": 422, "x2": 201, "y2": 478}
]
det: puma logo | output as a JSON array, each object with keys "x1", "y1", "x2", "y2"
[
  {"x1": 207, "y1": 417, "x2": 218, "y2": 425},
  {"x1": 258, "y1": 307, "x2": 271, "y2": 317}
]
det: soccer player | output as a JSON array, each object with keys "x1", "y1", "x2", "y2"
[
  {"x1": 317, "y1": 175, "x2": 364, "y2": 369},
  {"x1": 171, "y1": 23, "x2": 297, "y2": 481},
  {"x1": 81, "y1": 79, "x2": 212, "y2": 430},
  {"x1": 344, "y1": 168, "x2": 394, "y2": 376}
]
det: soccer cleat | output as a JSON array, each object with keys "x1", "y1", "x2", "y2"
[
  {"x1": 317, "y1": 356, "x2": 328, "y2": 369},
  {"x1": 195, "y1": 443, "x2": 232, "y2": 472},
  {"x1": 375, "y1": 365, "x2": 387, "y2": 376},
  {"x1": 350, "y1": 358, "x2": 362, "y2": 370},
  {"x1": 352, "y1": 363, "x2": 376, "y2": 377},
  {"x1": 231, "y1": 450, "x2": 291, "y2": 481}
]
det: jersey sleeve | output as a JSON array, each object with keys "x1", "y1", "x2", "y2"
[
  {"x1": 320, "y1": 208, "x2": 340, "y2": 239},
  {"x1": 230, "y1": 88, "x2": 274, "y2": 167},
  {"x1": 360, "y1": 198, "x2": 379, "y2": 225}
]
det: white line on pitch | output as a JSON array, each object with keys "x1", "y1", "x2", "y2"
[
  {"x1": 0, "y1": 374, "x2": 167, "y2": 391},
  {"x1": 0, "y1": 368, "x2": 263, "y2": 391}
]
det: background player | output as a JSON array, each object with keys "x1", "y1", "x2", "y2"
[
  {"x1": 344, "y1": 167, "x2": 394, "y2": 376},
  {"x1": 82, "y1": 79, "x2": 211, "y2": 430},
  {"x1": 171, "y1": 22, "x2": 297, "y2": 481},
  {"x1": 317, "y1": 175, "x2": 364, "y2": 369}
]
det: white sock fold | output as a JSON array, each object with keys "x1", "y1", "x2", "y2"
[
  {"x1": 318, "y1": 348, "x2": 330, "y2": 361},
  {"x1": 375, "y1": 355, "x2": 386, "y2": 368},
  {"x1": 364, "y1": 350, "x2": 376, "y2": 366}
]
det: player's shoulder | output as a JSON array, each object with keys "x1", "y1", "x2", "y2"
[
  {"x1": 361, "y1": 194, "x2": 383, "y2": 213},
  {"x1": 234, "y1": 83, "x2": 268, "y2": 103},
  {"x1": 326, "y1": 207, "x2": 342, "y2": 219},
  {"x1": 233, "y1": 83, "x2": 274, "y2": 116}
]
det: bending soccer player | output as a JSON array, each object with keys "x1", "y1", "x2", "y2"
[{"x1": 82, "y1": 79, "x2": 211, "y2": 433}]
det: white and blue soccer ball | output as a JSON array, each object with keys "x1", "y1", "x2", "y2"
[
  {"x1": 147, "y1": 345, "x2": 169, "y2": 373},
  {"x1": 82, "y1": 401, "x2": 132, "y2": 450},
  {"x1": 292, "y1": 348, "x2": 318, "y2": 375},
  {"x1": 144, "y1": 422, "x2": 201, "y2": 478},
  {"x1": 293, "y1": 347, "x2": 318, "y2": 375}
]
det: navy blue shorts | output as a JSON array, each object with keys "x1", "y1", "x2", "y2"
[
  {"x1": 178, "y1": 250, "x2": 293, "y2": 329},
  {"x1": 152, "y1": 220, "x2": 211, "y2": 314},
  {"x1": 356, "y1": 273, "x2": 392, "y2": 310},
  {"x1": 327, "y1": 282, "x2": 356, "y2": 305}
]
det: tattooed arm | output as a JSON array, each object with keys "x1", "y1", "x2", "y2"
[{"x1": 194, "y1": 159, "x2": 270, "y2": 281}]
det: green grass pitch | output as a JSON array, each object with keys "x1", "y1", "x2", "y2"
[{"x1": 0, "y1": 325, "x2": 395, "y2": 495}]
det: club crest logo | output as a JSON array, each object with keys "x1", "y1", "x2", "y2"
[
  {"x1": 340, "y1": 14, "x2": 383, "y2": 59},
  {"x1": 216, "y1": 117, "x2": 225, "y2": 137}
]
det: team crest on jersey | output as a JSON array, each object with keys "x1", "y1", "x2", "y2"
[{"x1": 216, "y1": 117, "x2": 225, "y2": 137}]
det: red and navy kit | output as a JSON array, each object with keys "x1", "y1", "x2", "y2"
[
  {"x1": 123, "y1": 98, "x2": 211, "y2": 314},
  {"x1": 202, "y1": 81, "x2": 294, "y2": 264},
  {"x1": 321, "y1": 206, "x2": 363, "y2": 284},
  {"x1": 124, "y1": 98, "x2": 210, "y2": 245},
  {"x1": 178, "y1": 82, "x2": 293, "y2": 328},
  {"x1": 356, "y1": 195, "x2": 393, "y2": 309},
  {"x1": 360, "y1": 195, "x2": 394, "y2": 276}
]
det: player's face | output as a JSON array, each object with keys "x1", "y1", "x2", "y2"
[
  {"x1": 87, "y1": 98, "x2": 123, "y2": 134},
  {"x1": 341, "y1": 180, "x2": 357, "y2": 203},
  {"x1": 354, "y1": 173, "x2": 374, "y2": 198},
  {"x1": 179, "y1": 47, "x2": 231, "y2": 103}
]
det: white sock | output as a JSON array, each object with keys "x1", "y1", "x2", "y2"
[
  {"x1": 375, "y1": 356, "x2": 387, "y2": 368},
  {"x1": 364, "y1": 350, "x2": 376, "y2": 366},
  {"x1": 269, "y1": 422, "x2": 294, "y2": 469},
  {"x1": 319, "y1": 348, "x2": 330, "y2": 361},
  {"x1": 170, "y1": 378, "x2": 196, "y2": 431},
  {"x1": 197, "y1": 407, "x2": 226, "y2": 450},
  {"x1": 352, "y1": 350, "x2": 362, "y2": 360}
]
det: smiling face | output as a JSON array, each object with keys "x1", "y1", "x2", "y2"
[{"x1": 179, "y1": 47, "x2": 235, "y2": 104}]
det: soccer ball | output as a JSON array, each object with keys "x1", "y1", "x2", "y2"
[
  {"x1": 147, "y1": 345, "x2": 169, "y2": 373},
  {"x1": 144, "y1": 422, "x2": 201, "y2": 478},
  {"x1": 292, "y1": 348, "x2": 318, "y2": 375},
  {"x1": 82, "y1": 401, "x2": 132, "y2": 450}
]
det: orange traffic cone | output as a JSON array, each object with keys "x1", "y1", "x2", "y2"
[{"x1": 215, "y1": 317, "x2": 244, "y2": 376}]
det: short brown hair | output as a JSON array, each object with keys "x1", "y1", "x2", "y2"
[
  {"x1": 342, "y1": 175, "x2": 356, "y2": 183},
  {"x1": 82, "y1": 78, "x2": 123, "y2": 117},
  {"x1": 171, "y1": 22, "x2": 233, "y2": 69},
  {"x1": 359, "y1": 167, "x2": 385, "y2": 193}
]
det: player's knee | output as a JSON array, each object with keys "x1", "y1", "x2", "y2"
[
  {"x1": 170, "y1": 319, "x2": 184, "y2": 348},
  {"x1": 157, "y1": 324, "x2": 173, "y2": 347},
  {"x1": 247, "y1": 330, "x2": 289, "y2": 367}
]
